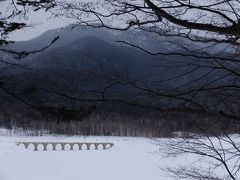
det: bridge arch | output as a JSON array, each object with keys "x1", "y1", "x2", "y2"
[
  {"x1": 97, "y1": 143, "x2": 104, "y2": 150},
  {"x1": 18, "y1": 142, "x2": 27, "y2": 149},
  {"x1": 63, "y1": 143, "x2": 71, "y2": 150},
  {"x1": 81, "y1": 143, "x2": 87, "y2": 150},
  {"x1": 89, "y1": 143, "x2": 96, "y2": 150},
  {"x1": 55, "y1": 143, "x2": 63, "y2": 151},
  {"x1": 46, "y1": 143, "x2": 54, "y2": 151},
  {"x1": 27, "y1": 143, "x2": 36, "y2": 151},
  {"x1": 72, "y1": 143, "x2": 80, "y2": 150},
  {"x1": 37, "y1": 143, "x2": 45, "y2": 151}
]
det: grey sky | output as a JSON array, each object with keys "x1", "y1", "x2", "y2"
[{"x1": 0, "y1": 0, "x2": 70, "y2": 41}]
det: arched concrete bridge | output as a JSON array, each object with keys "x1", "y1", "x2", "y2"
[{"x1": 16, "y1": 142, "x2": 114, "y2": 151}]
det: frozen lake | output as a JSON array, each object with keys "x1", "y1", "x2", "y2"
[{"x1": 0, "y1": 129, "x2": 213, "y2": 180}]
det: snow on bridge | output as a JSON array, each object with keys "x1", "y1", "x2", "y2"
[{"x1": 16, "y1": 142, "x2": 114, "y2": 151}]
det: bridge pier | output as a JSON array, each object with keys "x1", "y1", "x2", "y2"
[
  {"x1": 70, "y1": 144, "x2": 74, "y2": 150},
  {"x1": 94, "y1": 143, "x2": 99, "y2": 150},
  {"x1": 43, "y1": 143, "x2": 47, "y2": 151},
  {"x1": 60, "y1": 143, "x2": 65, "y2": 151},
  {"x1": 77, "y1": 143, "x2": 81, "y2": 150},
  {"x1": 52, "y1": 143, "x2": 57, "y2": 151},
  {"x1": 86, "y1": 144, "x2": 90, "y2": 150}
]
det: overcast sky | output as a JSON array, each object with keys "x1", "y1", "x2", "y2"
[{"x1": 0, "y1": 0, "x2": 70, "y2": 41}]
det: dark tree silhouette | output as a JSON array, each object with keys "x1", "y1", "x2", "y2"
[
  {"x1": 3, "y1": 0, "x2": 240, "y2": 121},
  {"x1": 0, "y1": 0, "x2": 97, "y2": 119},
  {"x1": 50, "y1": 0, "x2": 240, "y2": 121},
  {"x1": 51, "y1": 1, "x2": 240, "y2": 179},
  {"x1": 2, "y1": 2, "x2": 240, "y2": 179},
  {"x1": 158, "y1": 128, "x2": 240, "y2": 180}
]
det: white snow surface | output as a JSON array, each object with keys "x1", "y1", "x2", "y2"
[{"x1": 0, "y1": 129, "x2": 193, "y2": 180}]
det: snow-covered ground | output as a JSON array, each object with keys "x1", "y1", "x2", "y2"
[{"x1": 0, "y1": 128, "x2": 194, "y2": 180}]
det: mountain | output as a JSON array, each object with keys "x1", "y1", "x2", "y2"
[
  {"x1": 7, "y1": 24, "x2": 179, "y2": 53},
  {"x1": 0, "y1": 25, "x2": 206, "y2": 118}
]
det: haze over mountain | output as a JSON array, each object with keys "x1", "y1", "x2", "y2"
[{"x1": 0, "y1": 25, "x2": 209, "y2": 109}]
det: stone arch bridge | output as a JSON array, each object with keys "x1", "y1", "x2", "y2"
[{"x1": 16, "y1": 142, "x2": 114, "y2": 151}]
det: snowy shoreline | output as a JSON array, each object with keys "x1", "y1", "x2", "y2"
[{"x1": 0, "y1": 128, "x2": 238, "y2": 180}]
